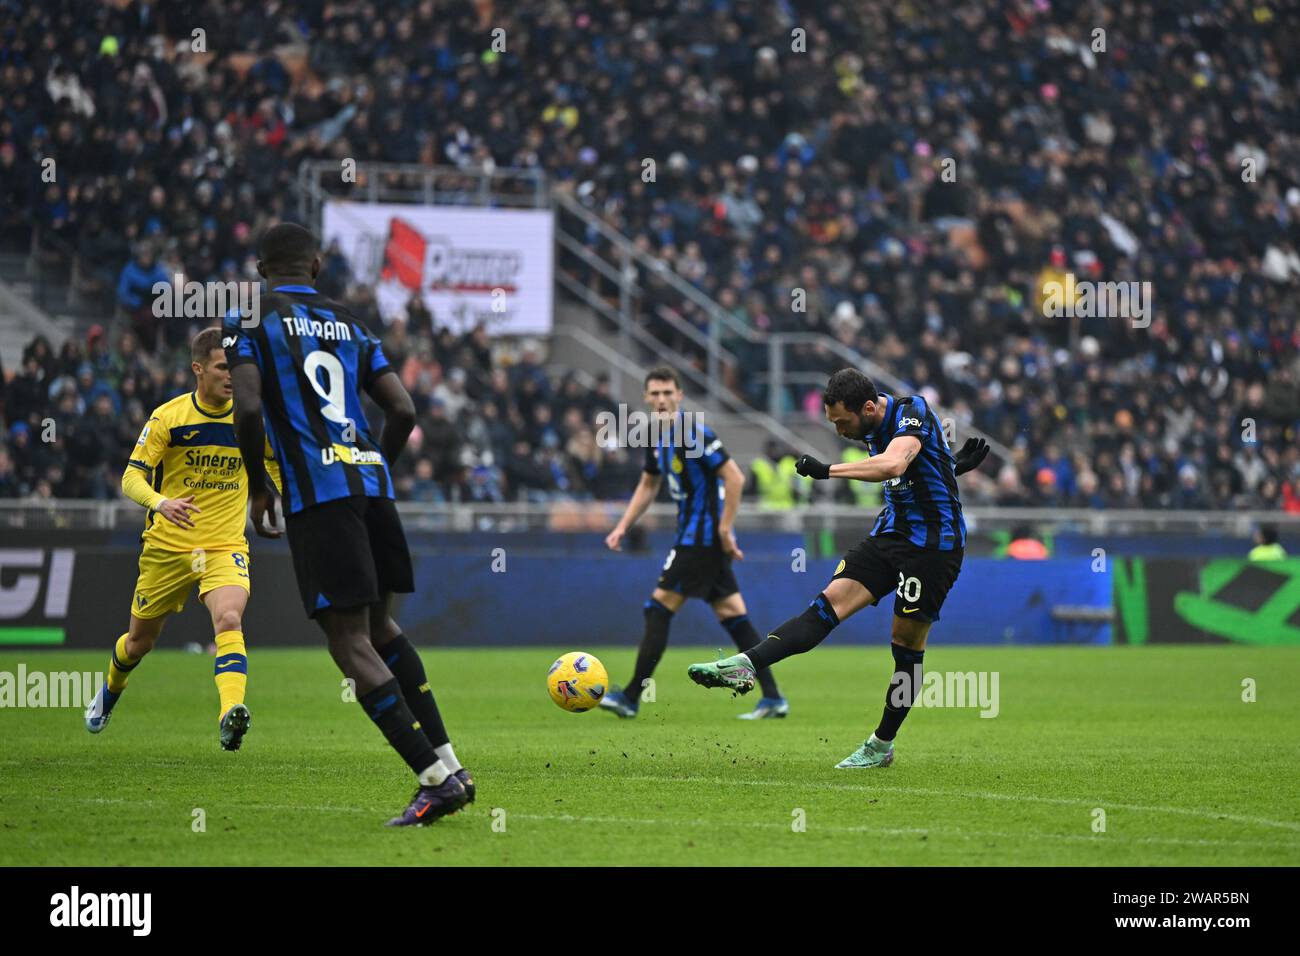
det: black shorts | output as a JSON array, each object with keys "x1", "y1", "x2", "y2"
[
  {"x1": 656, "y1": 545, "x2": 739, "y2": 602},
  {"x1": 833, "y1": 533, "x2": 963, "y2": 623},
  {"x1": 284, "y1": 495, "x2": 414, "y2": 618}
]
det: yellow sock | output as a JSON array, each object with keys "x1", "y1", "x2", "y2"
[
  {"x1": 214, "y1": 630, "x2": 248, "y2": 721},
  {"x1": 107, "y1": 634, "x2": 139, "y2": 693}
]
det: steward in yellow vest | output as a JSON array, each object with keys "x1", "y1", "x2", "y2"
[
  {"x1": 750, "y1": 442, "x2": 810, "y2": 510},
  {"x1": 1249, "y1": 525, "x2": 1287, "y2": 561},
  {"x1": 839, "y1": 447, "x2": 882, "y2": 509}
]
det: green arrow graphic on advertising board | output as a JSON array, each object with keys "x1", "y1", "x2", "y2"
[
  {"x1": 1173, "y1": 560, "x2": 1300, "y2": 645},
  {"x1": 1112, "y1": 557, "x2": 1148, "y2": 645}
]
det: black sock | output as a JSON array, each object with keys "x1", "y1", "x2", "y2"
[
  {"x1": 720, "y1": 614, "x2": 781, "y2": 698},
  {"x1": 380, "y1": 634, "x2": 450, "y2": 749},
  {"x1": 626, "y1": 598, "x2": 674, "y2": 702},
  {"x1": 745, "y1": 593, "x2": 840, "y2": 670},
  {"x1": 874, "y1": 643, "x2": 925, "y2": 742},
  {"x1": 358, "y1": 678, "x2": 440, "y2": 777}
]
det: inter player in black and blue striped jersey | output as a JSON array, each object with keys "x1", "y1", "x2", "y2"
[
  {"x1": 601, "y1": 366, "x2": 787, "y2": 719},
  {"x1": 224, "y1": 222, "x2": 472, "y2": 826},
  {"x1": 689, "y1": 368, "x2": 989, "y2": 768}
]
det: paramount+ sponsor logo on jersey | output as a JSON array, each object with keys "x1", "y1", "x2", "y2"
[{"x1": 320, "y1": 443, "x2": 384, "y2": 466}]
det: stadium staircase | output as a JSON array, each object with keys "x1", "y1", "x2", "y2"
[
  {"x1": 291, "y1": 161, "x2": 836, "y2": 463},
  {"x1": 549, "y1": 191, "x2": 1012, "y2": 467},
  {"x1": 547, "y1": 299, "x2": 833, "y2": 463},
  {"x1": 1, "y1": 160, "x2": 1009, "y2": 469},
  {"x1": 0, "y1": 252, "x2": 74, "y2": 369}
]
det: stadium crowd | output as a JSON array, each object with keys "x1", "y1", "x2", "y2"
[
  {"x1": 0, "y1": 320, "x2": 642, "y2": 502},
  {"x1": 1, "y1": 0, "x2": 1299, "y2": 510}
]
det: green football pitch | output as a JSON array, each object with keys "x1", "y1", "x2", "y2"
[{"x1": 2, "y1": 645, "x2": 1297, "y2": 866}]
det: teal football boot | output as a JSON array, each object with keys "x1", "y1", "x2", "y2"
[
  {"x1": 834, "y1": 736, "x2": 895, "y2": 769},
  {"x1": 686, "y1": 653, "x2": 756, "y2": 695}
]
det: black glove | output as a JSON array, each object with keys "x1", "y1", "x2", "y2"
[
  {"x1": 953, "y1": 437, "x2": 989, "y2": 476},
  {"x1": 795, "y1": 454, "x2": 831, "y2": 480}
]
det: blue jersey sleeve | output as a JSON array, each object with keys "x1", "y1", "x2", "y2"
[
  {"x1": 222, "y1": 307, "x2": 263, "y2": 369},
  {"x1": 894, "y1": 397, "x2": 930, "y2": 441},
  {"x1": 697, "y1": 424, "x2": 730, "y2": 472},
  {"x1": 361, "y1": 326, "x2": 394, "y2": 388}
]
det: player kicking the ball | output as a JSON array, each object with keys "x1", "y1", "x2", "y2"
[
  {"x1": 601, "y1": 366, "x2": 787, "y2": 720},
  {"x1": 226, "y1": 222, "x2": 471, "y2": 826},
  {"x1": 687, "y1": 368, "x2": 988, "y2": 767},
  {"x1": 84, "y1": 328, "x2": 279, "y2": 750}
]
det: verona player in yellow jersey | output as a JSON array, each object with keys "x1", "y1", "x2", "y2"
[{"x1": 84, "y1": 327, "x2": 280, "y2": 750}]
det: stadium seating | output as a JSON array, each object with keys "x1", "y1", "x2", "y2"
[{"x1": 0, "y1": 0, "x2": 1297, "y2": 508}]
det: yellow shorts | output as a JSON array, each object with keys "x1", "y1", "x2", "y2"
[{"x1": 131, "y1": 546, "x2": 251, "y2": 620}]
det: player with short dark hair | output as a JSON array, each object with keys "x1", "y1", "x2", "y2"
[
  {"x1": 688, "y1": 368, "x2": 989, "y2": 767},
  {"x1": 225, "y1": 222, "x2": 472, "y2": 826},
  {"x1": 601, "y1": 367, "x2": 787, "y2": 719}
]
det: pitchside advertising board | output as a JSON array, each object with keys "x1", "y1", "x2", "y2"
[
  {"x1": 1111, "y1": 557, "x2": 1300, "y2": 645},
  {"x1": 3, "y1": 540, "x2": 1296, "y2": 648},
  {"x1": 321, "y1": 201, "x2": 554, "y2": 334}
]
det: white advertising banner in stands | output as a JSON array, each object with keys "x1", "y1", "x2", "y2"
[{"x1": 321, "y1": 200, "x2": 554, "y2": 334}]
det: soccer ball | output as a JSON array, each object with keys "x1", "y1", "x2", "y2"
[{"x1": 547, "y1": 652, "x2": 608, "y2": 712}]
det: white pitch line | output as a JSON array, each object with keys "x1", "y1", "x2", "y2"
[
  {"x1": 11, "y1": 762, "x2": 1298, "y2": 834},
  {"x1": 507, "y1": 813, "x2": 1290, "y2": 851},
  {"x1": 511, "y1": 773, "x2": 1300, "y2": 834},
  {"x1": 37, "y1": 797, "x2": 1300, "y2": 851}
]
